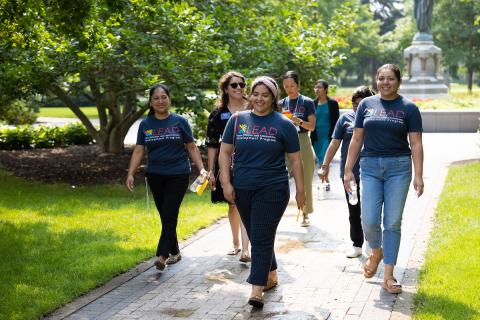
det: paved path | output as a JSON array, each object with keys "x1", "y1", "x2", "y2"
[{"x1": 49, "y1": 133, "x2": 479, "y2": 320}]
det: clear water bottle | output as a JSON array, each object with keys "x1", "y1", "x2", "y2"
[
  {"x1": 317, "y1": 182, "x2": 327, "y2": 200},
  {"x1": 348, "y1": 181, "x2": 358, "y2": 205}
]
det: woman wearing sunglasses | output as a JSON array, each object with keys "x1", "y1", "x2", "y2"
[{"x1": 206, "y1": 71, "x2": 251, "y2": 262}]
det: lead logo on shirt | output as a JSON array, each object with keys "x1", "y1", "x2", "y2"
[
  {"x1": 236, "y1": 123, "x2": 278, "y2": 142},
  {"x1": 144, "y1": 126, "x2": 181, "y2": 142},
  {"x1": 364, "y1": 108, "x2": 405, "y2": 125}
]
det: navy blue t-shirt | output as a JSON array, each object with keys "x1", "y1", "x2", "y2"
[
  {"x1": 355, "y1": 95, "x2": 422, "y2": 157},
  {"x1": 278, "y1": 94, "x2": 315, "y2": 133},
  {"x1": 332, "y1": 111, "x2": 360, "y2": 180},
  {"x1": 136, "y1": 113, "x2": 194, "y2": 175},
  {"x1": 222, "y1": 110, "x2": 300, "y2": 189}
]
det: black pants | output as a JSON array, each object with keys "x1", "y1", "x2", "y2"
[
  {"x1": 342, "y1": 178, "x2": 364, "y2": 248},
  {"x1": 235, "y1": 182, "x2": 289, "y2": 286},
  {"x1": 146, "y1": 172, "x2": 189, "y2": 258}
]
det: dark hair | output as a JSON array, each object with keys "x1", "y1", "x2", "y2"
[
  {"x1": 215, "y1": 71, "x2": 247, "y2": 109},
  {"x1": 314, "y1": 79, "x2": 329, "y2": 93},
  {"x1": 376, "y1": 64, "x2": 401, "y2": 82},
  {"x1": 351, "y1": 86, "x2": 375, "y2": 103},
  {"x1": 282, "y1": 70, "x2": 300, "y2": 86},
  {"x1": 250, "y1": 76, "x2": 280, "y2": 112},
  {"x1": 148, "y1": 84, "x2": 170, "y2": 116}
]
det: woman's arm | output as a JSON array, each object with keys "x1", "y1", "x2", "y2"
[
  {"x1": 343, "y1": 128, "x2": 364, "y2": 192},
  {"x1": 219, "y1": 143, "x2": 235, "y2": 203},
  {"x1": 126, "y1": 145, "x2": 145, "y2": 191},
  {"x1": 207, "y1": 147, "x2": 218, "y2": 190},
  {"x1": 292, "y1": 113, "x2": 316, "y2": 131},
  {"x1": 185, "y1": 142, "x2": 206, "y2": 174},
  {"x1": 318, "y1": 139, "x2": 341, "y2": 182},
  {"x1": 409, "y1": 132, "x2": 424, "y2": 197},
  {"x1": 286, "y1": 151, "x2": 305, "y2": 209}
]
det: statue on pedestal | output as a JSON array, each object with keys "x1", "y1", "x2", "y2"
[{"x1": 414, "y1": 0, "x2": 434, "y2": 41}]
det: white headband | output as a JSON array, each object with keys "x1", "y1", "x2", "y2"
[{"x1": 252, "y1": 76, "x2": 279, "y2": 101}]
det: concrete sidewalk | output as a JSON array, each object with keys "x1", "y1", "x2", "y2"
[{"x1": 49, "y1": 133, "x2": 479, "y2": 320}]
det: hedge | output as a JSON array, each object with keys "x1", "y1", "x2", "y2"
[{"x1": 0, "y1": 123, "x2": 93, "y2": 150}]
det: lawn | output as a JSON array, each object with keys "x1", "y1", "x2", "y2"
[
  {"x1": 0, "y1": 170, "x2": 227, "y2": 319},
  {"x1": 413, "y1": 162, "x2": 480, "y2": 320},
  {"x1": 38, "y1": 106, "x2": 100, "y2": 118}
]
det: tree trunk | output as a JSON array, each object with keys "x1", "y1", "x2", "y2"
[
  {"x1": 108, "y1": 126, "x2": 124, "y2": 154},
  {"x1": 467, "y1": 68, "x2": 473, "y2": 94}
]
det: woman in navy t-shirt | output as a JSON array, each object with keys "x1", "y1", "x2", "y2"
[
  {"x1": 206, "y1": 71, "x2": 250, "y2": 262},
  {"x1": 219, "y1": 76, "x2": 305, "y2": 308},
  {"x1": 344, "y1": 64, "x2": 424, "y2": 294},
  {"x1": 126, "y1": 84, "x2": 206, "y2": 272}
]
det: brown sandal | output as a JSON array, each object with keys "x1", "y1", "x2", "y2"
[
  {"x1": 383, "y1": 277, "x2": 402, "y2": 294},
  {"x1": 363, "y1": 249, "x2": 383, "y2": 278},
  {"x1": 248, "y1": 294, "x2": 264, "y2": 308},
  {"x1": 264, "y1": 279, "x2": 278, "y2": 292}
]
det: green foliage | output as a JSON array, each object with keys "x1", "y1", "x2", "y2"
[
  {"x1": 434, "y1": 0, "x2": 480, "y2": 91},
  {"x1": 0, "y1": 123, "x2": 93, "y2": 150},
  {"x1": 0, "y1": 99, "x2": 38, "y2": 125}
]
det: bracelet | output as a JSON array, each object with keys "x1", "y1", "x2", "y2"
[{"x1": 320, "y1": 164, "x2": 328, "y2": 169}]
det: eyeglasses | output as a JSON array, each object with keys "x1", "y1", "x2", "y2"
[{"x1": 229, "y1": 82, "x2": 246, "y2": 89}]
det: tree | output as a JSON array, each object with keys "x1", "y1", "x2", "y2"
[
  {"x1": 0, "y1": 0, "x2": 227, "y2": 153},
  {"x1": 434, "y1": 0, "x2": 480, "y2": 93}
]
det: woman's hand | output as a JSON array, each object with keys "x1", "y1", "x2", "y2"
[
  {"x1": 222, "y1": 182, "x2": 235, "y2": 204},
  {"x1": 343, "y1": 170, "x2": 355, "y2": 193},
  {"x1": 126, "y1": 174, "x2": 135, "y2": 192},
  {"x1": 208, "y1": 172, "x2": 216, "y2": 191},
  {"x1": 318, "y1": 165, "x2": 329, "y2": 183},
  {"x1": 413, "y1": 175, "x2": 424, "y2": 197},
  {"x1": 295, "y1": 190, "x2": 306, "y2": 210}
]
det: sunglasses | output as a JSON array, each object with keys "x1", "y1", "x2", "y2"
[{"x1": 229, "y1": 82, "x2": 246, "y2": 89}]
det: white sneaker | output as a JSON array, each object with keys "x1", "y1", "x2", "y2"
[
  {"x1": 365, "y1": 243, "x2": 372, "y2": 256},
  {"x1": 301, "y1": 216, "x2": 311, "y2": 227},
  {"x1": 346, "y1": 246, "x2": 362, "y2": 258}
]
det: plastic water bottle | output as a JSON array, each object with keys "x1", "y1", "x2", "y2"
[
  {"x1": 189, "y1": 170, "x2": 208, "y2": 193},
  {"x1": 317, "y1": 182, "x2": 327, "y2": 200},
  {"x1": 348, "y1": 181, "x2": 358, "y2": 205}
]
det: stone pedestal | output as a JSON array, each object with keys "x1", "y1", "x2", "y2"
[{"x1": 400, "y1": 38, "x2": 449, "y2": 99}]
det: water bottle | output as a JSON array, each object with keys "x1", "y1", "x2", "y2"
[
  {"x1": 189, "y1": 169, "x2": 208, "y2": 193},
  {"x1": 348, "y1": 181, "x2": 358, "y2": 205},
  {"x1": 317, "y1": 182, "x2": 327, "y2": 200}
]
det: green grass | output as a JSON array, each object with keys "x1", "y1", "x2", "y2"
[
  {"x1": 0, "y1": 170, "x2": 227, "y2": 319},
  {"x1": 38, "y1": 106, "x2": 100, "y2": 118},
  {"x1": 413, "y1": 162, "x2": 480, "y2": 320}
]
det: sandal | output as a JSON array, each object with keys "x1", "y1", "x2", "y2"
[
  {"x1": 165, "y1": 253, "x2": 181, "y2": 265},
  {"x1": 264, "y1": 279, "x2": 278, "y2": 292},
  {"x1": 248, "y1": 294, "x2": 264, "y2": 308},
  {"x1": 363, "y1": 249, "x2": 383, "y2": 278},
  {"x1": 239, "y1": 254, "x2": 251, "y2": 263},
  {"x1": 383, "y1": 277, "x2": 402, "y2": 294},
  {"x1": 227, "y1": 247, "x2": 241, "y2": 256},
  {"x1": 154, "y1": 258, "x2": 166, "y2": 271}
]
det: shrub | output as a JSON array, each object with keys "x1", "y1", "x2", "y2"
[
  {"x1": 0, "y1": 123, "x2": 93, "y2": 150},
  {"x1": 0, "y1": 100, "x2": 37, "y2": 125}
]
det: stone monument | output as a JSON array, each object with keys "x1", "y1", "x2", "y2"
[{"x1": 400, "y1": 0, "x2": 448, "y2": 99}]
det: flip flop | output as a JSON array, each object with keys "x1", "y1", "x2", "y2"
[
  {"x1": 383, "y1": 278, "x2": 402, "y2": 294},
  {"x1": 227, "y1": 247, "x2": 241, "y2": 256}
]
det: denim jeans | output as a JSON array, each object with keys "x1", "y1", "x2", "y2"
[{"x1": 360, "y1": 156, "x2": 412, "y2": 265}]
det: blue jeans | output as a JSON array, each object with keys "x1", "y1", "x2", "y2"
[{"x1": 360, "y1": 156, "x2": 412, "y2": 265}]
